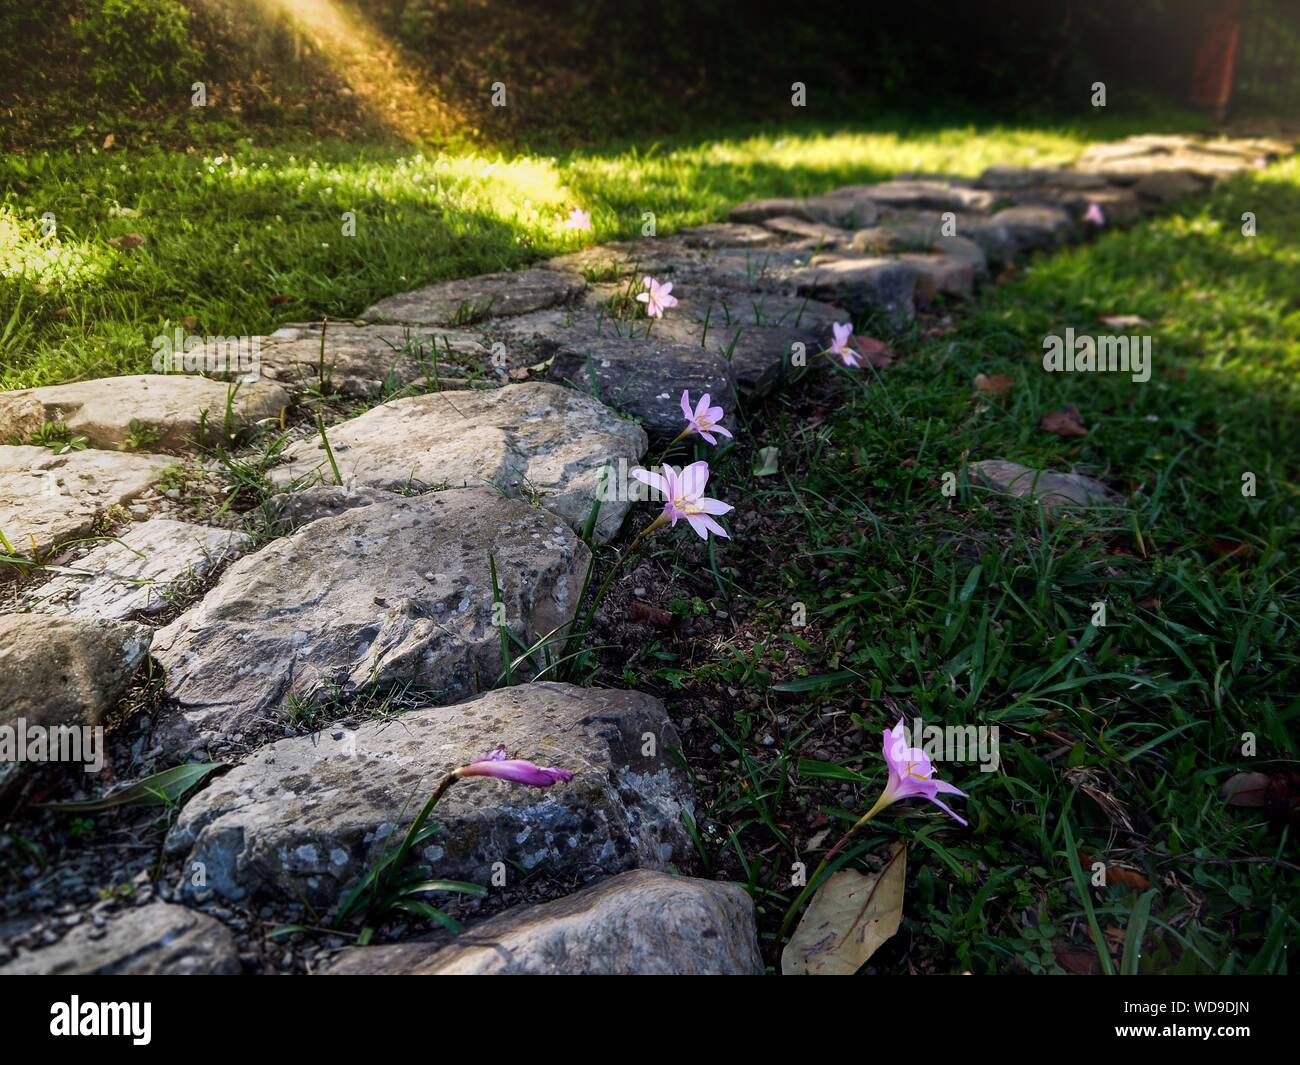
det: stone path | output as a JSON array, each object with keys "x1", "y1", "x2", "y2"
[{"x1": 0, "y1": 133, "x2": 1290, "y2": 975}]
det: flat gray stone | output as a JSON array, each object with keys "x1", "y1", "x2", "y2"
[
  {"x1": 0, "y1": 614, "x2": 151, "y2": 795},
  {"x1": 729, "y1": 193, "x2": 880, "y2": 229},
  {"x1": 969, "y1": 460, "x2": 1117, "y2": 510},
  {"x1": 989, "y1": 206, "x2": 1074, "y2": 252},
  {"x1": 321, "y1": 869, "x2": 761, "y2": 975},
  {"x1": 363, "y1": 268, "x2": 586, "y2": 326},
  {"x1": 1131, "y1": 170, "x2": 1208, "y2": 204},
  {"x1": 674, "y1": 222, "x2": 782, "y2": 248},
  {"x1": 975, "y1": 166, "x2": 1110, "y2": 190},
  {"x1": 257, "y1": 322, "x2": 489, "y2": 398},
  {"x1": 0, "y1": 445, "x2": 167, "y2": 561},
  {"x1": 269, "y1": 382, "x2": 646, "y2": 543},
  {"x1": 896, "y1": 253, "x2": 976, "y2": 301},
  {"x1": 257, "y1": 484, "x2": 395, "y2": 537},
  {"x1": 149, "y1": 490, "x2": 590, "y2": 754},
  {"x1": 759, "y1": 215, "x2": 855, "y2": 246},
  {"x1": 790, "y1": 257, "x2": 916, "y2": 327},
  {"x1": 164, "y1": 683, "x2": 694, "y2": 907},
  {"x1": 0, "y1": 374, "x2": 289, "y2": 452},
  {"x1": 543, "y1": 335, "x2": 736, "y2": 441},
  {"x1": 25, "y1": 518, "x2": 248, "y2": 621},
  {"x1": 856, "y1": 180, "x2": 996, "y2": 213},
  {"x1": 0, "y1": 902, "x2": 239, "y2": 975}
]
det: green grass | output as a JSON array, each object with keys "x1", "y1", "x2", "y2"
[
  {"x1": 614, "y1": 157, "x2": 1299, "y2": 974},
  {"x1": 0, "y1": 110, "x2": 1207, "y2": 390}
]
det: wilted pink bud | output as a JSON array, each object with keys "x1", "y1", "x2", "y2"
[{"x1": 454, "y1": 748, "x2": 574, "y2": 788}]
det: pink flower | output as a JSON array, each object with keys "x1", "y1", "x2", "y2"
[
  {"x1": 1083, "y1": 202, "x2": 1106, "y2": 226},
  {"x1": 454, "y1": 747, "x2": 574, "y2": 788},
  {"x1": 631, "y1": 460, "x2": 732, "y2": 540},
  {"x1": 636, "y1": 276, "x2": 678, "y2": 318},
  {"x1": 563, "y1": 207, "x2": 592, "y2": 232},
  {"x1": 879, "y1": 720, "x2": 968, "y2": 825},
  {"x1": 828, "y1": 321, "x2": 861, "y2": 367},
  {"x1": 680, "y1": 390, "x2": 733, "y2": 445}
]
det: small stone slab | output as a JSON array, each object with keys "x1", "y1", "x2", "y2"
[
  {"x1": 257, "y1": 322, "x2": 489, "y2": 398},
  {"x1": 26, "y1": 518, "x2": 249, "y2": 621},
  {"x1": 897, "y1": 253, "x2": 976, "y2": 301},
  {"x1": 0, "y1": 445, "x2": 167, "y2": 561},
  {"x1": 757, "y1": 215, "x2": 854, "y2": 246},
  {"x1": 855, "y1": 180, "x2": 996, "y2": 213},
  {"x1": 996, "y1": 185, "x2": 1142, "y2": 225},
  {"x1": 969, "y1": 460, "x2": 1116, "y2": 510},
  {"x1": 149, "y1": 490, "x2": 590, "y2": 754},
  {"x1": 0, "y1": 374, "x2": 289, "y2": 453},
  {"x1": 975, "y1": 166, "x2": 1109, "y2": 190},
  {"x1": 269, "y1": 382, "x2": 645, "y2": 543},
  {"x1": 363, "y1": 268, "x2": 586, "y2": 326},
  {"x1": 321, "y1": 869, "x2": 762, "y2": 975},
  {"x1": 674, "y1": 223, "x2": 781, "y2": 248},
  {"x1": 0, "y1": 393, "x2": 44, "y2": 443},
  {"x1": 0, "y1": 902, "x2": 239, "y2": 975},
  {"x1": 730, "y1": 193, "x2": 880, "y2": 229},
  {"x1": 0, "y1": 614, "x2": 151, "y2": 794},
  {"x1": 1131, "y1": 170, "x2": 1208, "y2": 204},
  {"x1": 989, "y1": 206, "x2": 1074, "y2": 252},
  {"x1": 789, "y1": 256, "x2": 916, "y2": 327},
  {"x1": 164, "y1": 683, "x2": 694, "y2": 906},
  {"x1": 543, "y1": 335, "x2": 737, "y2": 441}
]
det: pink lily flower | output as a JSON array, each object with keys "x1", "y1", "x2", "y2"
[
  {"x1": 631, "y1": 460, "x2": 732, "y2": 540},
  {"x1": 827, "y1": 321, "x2": 862, "y2": 367},
  {"x1": 454, "y1": 747, "x2": 574, "y2": 788},
  {"x1": 1083, "y1": 202, "x2": 1106, "y2": 226},
  {"x1": 636, "y1": 276, "x2": 678, "y2": 318},
  {"x1": 680, "y1": 390, "x2": 733, "y2": 445},
  {"x1": 878, "y1": 719, "x2": 968, "y2": 825},
  {"x1": 563, "y1": 207, "x2": 592, "y2": 232}
]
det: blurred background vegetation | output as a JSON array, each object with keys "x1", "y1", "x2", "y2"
[{"x1": 2, "y1": 0, "x2": 1298, "y2": 152}]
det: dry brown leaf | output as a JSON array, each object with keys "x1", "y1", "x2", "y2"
[
  {"x1": 852, "y1": 335, "x2": 896, "y2": 369},
  {"x1": 1040, "y1": 405, "x2": 1088, "y2": 437},
  {"x1": 1078, "y1": 850, "x2": 1152, "y2": 891},
  {"x1": 102, "y1": 132, "x2": 115, "y2": 149},
  {"x1": 266, "y1": 294, "x2": 295, "y2": 306},
  {"x1": 1221, "y1": 771, "x2": 1270, "y2": 808},
  {"x1": 1054, "y1": 943, "x2": 1102, "y2": 974},
  {"x1": 974, "y1": 372, "x2": 1015, "y2": 397},
  {"x1": 109, "y1": 233, "x2": 146, "y2": 252},
  {"x1": 627, "y1": 601, "x2": 673, "y2": 627},
  {"x1": 1098, "y1": 315, "x2": 1149, "y2": 329},
  {"x1": 781, "y1": 842, "x2": 906, "y2": 976}
]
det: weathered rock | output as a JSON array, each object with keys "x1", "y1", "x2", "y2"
[
  {"x1": 975, "y1": 166, "x2": 1109, "y2": 190},
  {"x1": 542, "y1": 335, "x2": 737, "y2": 441},
  {"x1": 730, "y1": 193, "x2": 880, "y2": 229},
  {"x1": 1131, "y1": 170, "x2": 1208, "y2": 204},
  {"x1": 896, "y1": 253, "x2": 976, "y2": 301},
  {"x1": 257, "y1": 484, "x2": 395, "y2": 536},
  {"x1": 0, "y1": 375, "x2": 289, "y2": 452},
  {"x1": 0, "y1": 902, "x2": 239, "y2": 975},
  {"x1": 268, "y1": 382, "x2": 646, "y2": 542},
  {"x1": 256, "y1": 322, "x2": 490, "y2": 398},
  {"x1": 674, "y1": 222, "x2": 781, "y2": 248},
  {"x1": 0, "y1": 445, "x2": 167, "y2": 561},
  {"x1": 759, "y1": 215, "x2": 855, "y2": 245},
  {"x1": 969, "y1": 460, "x2": 1117, "y2": 510},
  {"x1": 856, "y1": 180, "x2": 996, "y2": 213},
  {"x1": 989, "y1": 206, "x2": 1074, "y2": 252},
  {"x1": 998, "y1": 185, "x2": 1142, "y2": 225},
  {"x1": 363, "y1": 268, "x2": 586, "y2": 325},
  {"x1": 790, "y1": 257, "x2": 916, "y2": 327},
  {"x1": 0, "y1": 393, "x2": 45, "y2": 444},
  {"x1": 0, "y1": 614, "x2": 151, "y2": 794},
  {"x1": 26, "y1": 519, "x2": 248, "y2": 621},
  {"x1": 149, "y1": 491, "x2": 590, "y2": 754},
  {"x1": 164, "y1": 683, "x2": 694, "y2": 906},
  {"x1": 321, "y1": 869, "x2": 761, "y2": 975}
]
